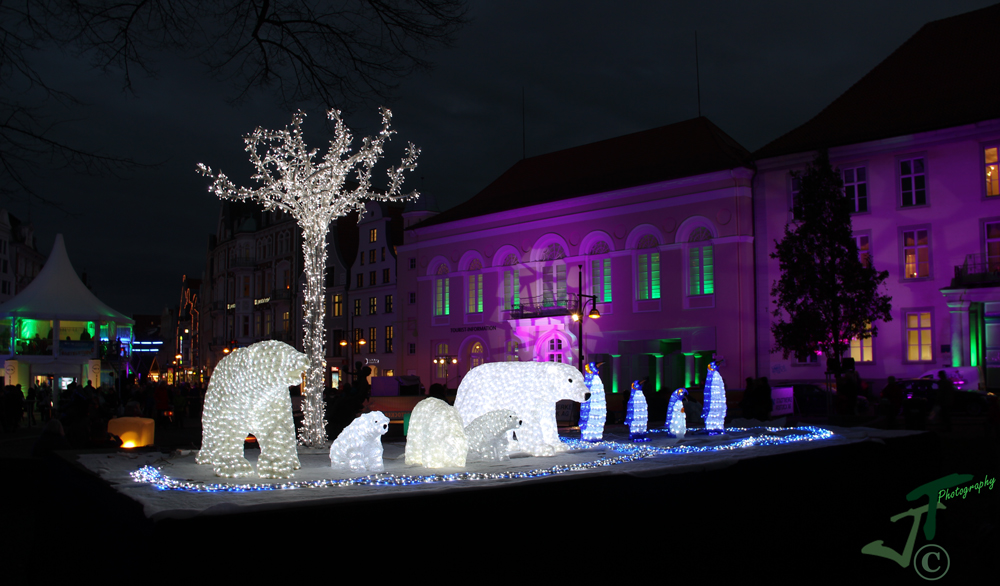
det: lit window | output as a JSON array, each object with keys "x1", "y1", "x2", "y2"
[
  {"x1": 369, "y1": 297, "x2": 377, "y2": 315},
  {"x1": 855, "y1": 235, "x2": 871, "y2": 268},
  {"x1": 353, "y1": 328, "x2": 363, "y2": 353},
  {"x1": 903, "y1": 229, "x2": 930, "y2": 278},
  {"x1": 987, "y1": 147, "x2": 999, "y2": 197},
  {"x1": 900, "y1": 157, "x2": 926, "y2": 207},
  {"x1": 282, "y1": 311, "x2": 290, "y2": 333},
  {"x1": 385, "y1": 294, "x2": 393, "y2": 313},
  {"x1": 369, "y1": 327, "x2": 376, "y2": 354},
  {"x1": 369, "y1": 228, "x2": 377, "y2": 243},
  {"x1": 467, "y1": 274, "x2": 483, "y2": 313},
  {"x1": 503, "y1": 269, "x2": 520, "y2": 310},
  {"x1": 385, "y1": 325, "x2": 393, "y2": 353},
  {"x1": 333, "y1": 294, "x2": 343, "y2": 317},
  {"x1": 354, "y1": 299, "x2": 361, "y2": 316},
  {"x1": 436, "y1": 343, "x2": 449, "y2": 378},
  {"x1": 589, "y1": 240, "x2": 612, "y2": 303},
  {"x1": 637, "y1": 252, "x2": 660, "y2": 300},
  {"x1": 470, "y1": 341, "x2": 485, "y2": 369},
  {"x1": 434, "y1": 265, "x2": 450, "y2": 316},
  {"x1": 542, "y1": 265, "x2": 566, "y2": 307},
  {"x1": 843, "y1": 166, "x2": 868, "y2": 213},
  {"x1": 850, "y1": 324, "x2": 874, "y2": 363},
  {"x1": 905, "y1": 312, "x2": 932, "y2": 362},
  {"x1": 987, "y1": 222, "x2": 1000, "y2": 272}
]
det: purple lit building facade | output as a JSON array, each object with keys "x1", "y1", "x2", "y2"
[
  {"x1": 398, "y1": 118, "x2": 756, "y2": 395},
  {"x1": 753, "y1": 5, "x2": 1000, "y2": 390}
]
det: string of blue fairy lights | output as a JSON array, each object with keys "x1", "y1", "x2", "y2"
[{"x1": 129, "y1": 426, "x2": 835, "y2": 493}]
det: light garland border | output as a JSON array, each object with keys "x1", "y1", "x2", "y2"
[{"x1": 130, "y1": 426, "x2": 835, "y2": 493}]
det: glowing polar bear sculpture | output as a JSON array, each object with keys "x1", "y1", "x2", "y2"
[
  {"x1": 405, "y1": 398, "x2": 468, "y2": 468},
  {"x1": 329, "y1": 411, "x2": 390, "y2": 472},
  {"x1": 455, "y1": 362, "x2": 590, "y2": 457},
  {"x1": 196, "y1": 340, "x2": 308, "y2": 478},
  {"x1": 465, "y1": 409, "x2": 521, "y2": 462}
]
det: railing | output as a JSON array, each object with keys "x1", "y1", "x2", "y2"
[
  {"x1": 953, "y1": 253, "x2": 1000, "y2": 285},
  {"x1": 509, "y1": 293, "x2": 572, "y2": 319}
]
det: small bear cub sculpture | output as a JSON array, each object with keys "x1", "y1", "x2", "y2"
[
  {"x1": 329, "y1": 411, "x2": 390, "y2": 473},
  {"x1": 465, "y1": 409, "x2": 521, "y2": 462}
]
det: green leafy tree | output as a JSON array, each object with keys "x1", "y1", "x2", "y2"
[{"x1": 770, "y1": 150, "x2": 892, "y2": 372}]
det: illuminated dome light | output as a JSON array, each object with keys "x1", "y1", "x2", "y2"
[
  {"x1": 701, "y1": 361, "x2": 728, "y2": 434},
  {"x1": 665, "y1": 388, "x2": 688, "y2": 439},
  {"x1": 196, "y1": 340, "x2": 308, "y2": 478},
  {"x1": 579, "y1": 362, "x2": 607, "y2": 442},
  {"x1": 624, "y1": 380, "x2": 650, "y2": 442}
]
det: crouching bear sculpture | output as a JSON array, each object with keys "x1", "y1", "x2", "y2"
[
  {"x1": 465, "y1": 409, "x2": 521, "y2": 462},
  {"x1": 329, "y1": 411, "x2": 390, "y2": 472},
  {"x1": 196, "y1": 340, "x2": 309, "y2": 478},
  {"x1": 405, "y1": 397, "x2": 468, "y2": 468}
]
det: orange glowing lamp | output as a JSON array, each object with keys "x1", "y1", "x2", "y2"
[{"x1": 108, "y1": 417, "x2": 155, "y2": 448}]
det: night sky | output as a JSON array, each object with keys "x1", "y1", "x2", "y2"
[{"x1": 5, "y1": 0, "x2": 996, "y2": 317}]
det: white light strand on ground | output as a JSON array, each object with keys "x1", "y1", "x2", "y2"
[
  {"x1": 198, "y1": 108, "x2": 419, "y2": 448},
  {"x1": 132, "y1": 426, "x2": 835, "y2": 492}
]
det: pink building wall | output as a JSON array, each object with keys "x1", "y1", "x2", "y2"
[
  {"x1": 397, "y1": 168, "x2": 756, "y2": 396},
  {"x1": 754, "y1": 119, "x2": 1000, "y2": 390}
]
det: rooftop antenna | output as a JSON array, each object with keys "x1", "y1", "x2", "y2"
[
  {"x1": 522, "y1": 86, "x2": 526, "y2": 159},
  {"x1": 695, "y1": 31, "x2": 702, "y2": 118}
]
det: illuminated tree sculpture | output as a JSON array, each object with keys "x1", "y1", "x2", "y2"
[{"x1": 198, "y1": 108, "x2": 419, "y2": 447}]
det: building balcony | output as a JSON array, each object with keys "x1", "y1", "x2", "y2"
[
  {"x1": 230, "y1": 256, "x2": 257, "y2": 268},
  {"x1": 508, "y1": 294, "x2": 572, "y2": 319},
  {"x1": 952, "y1": 253, "x2": 1000, "y2": 287},
  {"x1": 271, "y1": 288, "x2": 292, "y2": 300}
]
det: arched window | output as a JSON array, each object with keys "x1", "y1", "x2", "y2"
[
  {"x1": 636, "y1": 234, "x2": 660, "y2": 300},
  {"x1": 470, "y1": 341, "x2": 485, "y2": 369},
  {"x1": 501, "y1": 253, "x2": 520, "y2": 311},
  {"x1": 538, "y1": 244, "x2": 567, "y2": 308},
  {"x1": 688, "y1": 227, "x2": 714, "y2": 296},
  {"x1": 588, "y1": 240, "x2": 612, "y2": 303},
  {"x1": 466, "y1": 258, "x2": 483, "y2": 314},
  {"x1": 435, "y1": 263, "x2": 450, "y2": 316}
]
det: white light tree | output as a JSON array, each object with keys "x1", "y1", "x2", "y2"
[{"x1": 198, "y1": 108, "x2": 419, "y2": 447}]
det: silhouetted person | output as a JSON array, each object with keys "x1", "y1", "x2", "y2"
[{"x1": 936, "y1": 370, "x2": 955, "y2": 432}]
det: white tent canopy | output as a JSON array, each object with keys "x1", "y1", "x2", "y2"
[{"x1": 0, "y1": 234, "x2": 133, "y2": 324}]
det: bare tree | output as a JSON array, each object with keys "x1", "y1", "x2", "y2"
[
  {"x1": 198, "y1": 107, "x2": 419, "y2": 447},
  {"x1": 0, "y1": 0, "x2": 465, "y2": 202}
]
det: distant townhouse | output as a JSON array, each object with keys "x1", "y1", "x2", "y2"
[
  {"x1": 398, "y1": 117, "x2": 756, "y2": 395},
  {"x1": 753, "y1": 4, "x2": 1000, "y2": 390}
]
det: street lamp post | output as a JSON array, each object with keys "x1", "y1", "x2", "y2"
[
  {"x1": 433, "y1": 355, "x2": 458, "y2": 389},
  {"x1": 574, "y1": 264, "x2": 601, "y2": 373}
]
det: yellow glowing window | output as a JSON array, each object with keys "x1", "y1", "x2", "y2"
[
  {"x1": 987, "y1": 147, "x2": 999, "y2": 197},
  {"x1": 906, "y1": 312, "x2": 932, "y2": 361}
]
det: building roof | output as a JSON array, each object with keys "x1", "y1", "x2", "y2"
[
  {"x1": 755, "y1": 4, "x2": 1000, "y2": 160},
  {"x1": 0, "y1": 234, "x2": 134, "y2": 323},
  {"x1": 413, "y1": 116, "x2": 751, "y2": 229}
]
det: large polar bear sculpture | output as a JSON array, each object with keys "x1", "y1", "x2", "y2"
[
  {"x1": 196, "y1": 340, "x2": 308, "y2": 478},
  {"x1": 465, "y1": 409, "x2": 521, "y2": 462},
  {"x1": 455, "y1": 362, "x2": 590, "y2": 457},
  {"x1": 405, "y1": 397, "x2": 468, "y2": 468},
  {"x1": 329, "y1": 411, "x2": 390, "y2": 472}
]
